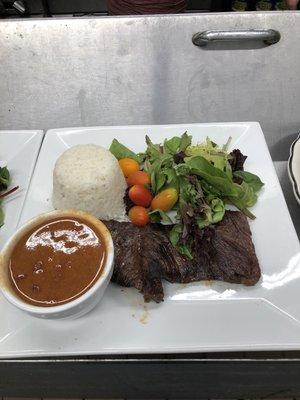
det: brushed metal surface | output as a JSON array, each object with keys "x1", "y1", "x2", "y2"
[
  {"x1": 0, "y1": 12, "x2": 300, "y2": 159},
  {"x1": 192, "y1": 29, "x2": 280, "y2": 46}
]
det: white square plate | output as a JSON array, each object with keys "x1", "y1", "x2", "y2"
[
  {"x1": 0, "y1": 130, "x2": 44, "y2": 250},
  {"x1": 1, "y1": 122, "x2": 300, "y2": 358}
]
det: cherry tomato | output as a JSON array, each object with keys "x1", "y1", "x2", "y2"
[
  {"x1": 129, "y1": 185, "x2": 153, "y2": 207},
  {"x1": 118, "y1": 158, "x2": 140, "y2": 178},
  {"x1": 128, "y1": 206, "x2": 150, "y2": 227},
  {"x1": 151, "y1": 188, "x2": 178, "y2": 212},
  {"x1": 127, "y1": 171, "x2": 151, "y2": 187}
]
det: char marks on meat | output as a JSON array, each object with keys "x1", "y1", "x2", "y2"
[{"x1": 105, "y1": 211, "x2": 260, "y2": 303}]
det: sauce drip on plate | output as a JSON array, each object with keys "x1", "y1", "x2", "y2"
[{"x1": 8, "y1": 218, "x2": 106, "y2": 307}]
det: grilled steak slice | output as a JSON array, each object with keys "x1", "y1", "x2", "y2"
[
  {"x1": 210, "y1": 211, "x2": 260, "y2": 285},
  {"x1": 106, "y1": 222, "x2": 165, "y2": 302},
  {"x1": 105, "y1": 211, "x2": 260, "y2": 302}
]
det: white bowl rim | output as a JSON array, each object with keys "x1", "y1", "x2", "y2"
[
  {"x1": 288, "y1": 133, "x2": 300, "y2": 206},
  {"x1": 0, "y1": 209, "x2": 114, "y2": 315}
]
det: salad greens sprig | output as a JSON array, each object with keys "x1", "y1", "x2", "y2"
[
  {"x1": 0, "y1": 166, "x2": 9, "y2": 191},
  {"x1": 0, "y1": 166, "x2": 10, "y2": 227},
  {"x1": 110, "y1": 133, "x2": 264, "y2": 259},
  {"x1": 0, "y1": 166, "x2": 19, "y2": 228}
]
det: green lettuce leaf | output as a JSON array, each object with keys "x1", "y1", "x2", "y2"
[
  {"x1": 109, "y1": 139, "x2": 141, "y2": 162},
  {"x1": 164, "y1": 136, "x2": 181, "y2": 155},
  {"x1": 148, "y1": 159, "x2": 165, "y2": 194},
  {"x1": 185, "y1": 155, "x2": 260, "y2": 219},
  {"x1": 227, "y1": 182, "x2": 257, "y2": 219},
  {"x1": 186, "y1": 137, "x2": 231, "y2": 173},
  {"x1": 149, "y1": 209, "x2": 173, "y2": 224},
  {"x1": 178, "y1": 177, "x2": 200, "y2": 206},
  {"x1": 145, "y1": 135, "x2": 162, "y2": 161},
  {"x1": 163, "y1": 132, "x2": 192, "y2": 155},
  {"x1": 196, "y1": 197, "x2": 225, "y2": 228},
  {"x1": 176, "y1": 244, "x2": 193, "y2": 260},
  {"x1": 169, "y1": 223, "x2": 182, "y2": 246},
  {"x1": 0, "y1": 167, "x2": 10, "y2": 190},
  {"x1": 169, "y1": 224, "x2": 193, "y2": 260},
  {"x1": 179, "y1": 132, "x2": 192, "y2": 152},
  {"x1": 185, "y1": 156, "x2": 239, "y2": 197},
  {"x1": 174, "y1": 163, "x2": 191, "y2": 177},
  {"x1": 164, "y1": 168, "x2": 179, "y2": 191},
  {"x1": 210, "y1": 197, "x2": 226, "y2": 223},
  {"x1": 234, "y1": 171, "x2": 264, "y2": 193}
]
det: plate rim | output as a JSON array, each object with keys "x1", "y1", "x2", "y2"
[
  {"x1": 288, "y1": 132, "x2": 300, "y2": 205},
  {"x1": 45, "y1": 120, "x2": 262, "y2": 135}
]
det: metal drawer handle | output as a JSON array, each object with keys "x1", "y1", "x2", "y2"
[{"x1": 192, "y1": 29, "x2": 280, "y2": 47}]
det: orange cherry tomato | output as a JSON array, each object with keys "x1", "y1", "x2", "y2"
[
  {"x1": 118, "y1": 158, "x2": 140, "y2": 178},
  {"x1": 129, "y1": 185, "x2": 153, "y2": 207},
  {"x1": 151, "y1": 188, "x2": 178, "y2": 212},
  {"x1": 128, "y1": 206, "x2": 150, "y2": 227},
  {"x1": 127, "y1": 171, "x2": 151, "y2": 187}
]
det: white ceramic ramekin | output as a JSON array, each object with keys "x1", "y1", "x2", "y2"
[{"x1": 0, "y1": 209, "x2": 114, "y2": 319}]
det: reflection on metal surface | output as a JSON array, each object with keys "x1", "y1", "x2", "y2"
[
  {"x1": 12, "y1": 0, "x2": 26, "y2": 14},
  {"x1": 192, "y1": 29, "x2": 281, "y2": 47},
  {"x1": 262, "y1": 253, "x2": 300, "y2": 290}
]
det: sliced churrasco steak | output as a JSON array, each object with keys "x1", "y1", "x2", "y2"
[{"x1": 104, "y1": 211, "x2": 260, "y2": 303}]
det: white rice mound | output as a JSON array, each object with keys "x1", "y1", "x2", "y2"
[{"x1": 52, "y1": 144, "x2": 127, "y2": 221}]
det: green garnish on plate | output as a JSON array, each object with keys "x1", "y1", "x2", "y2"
[
  {"x1": 110, "y1": 133, "x2": 264, "y2": 259},
  {"x1": 0, "y1": 166, "x2": 19, "y2": 228}
]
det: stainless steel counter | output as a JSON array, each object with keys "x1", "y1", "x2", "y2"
[{"x1": 1, "y1": 13, "x2": 300, "y2": 160}]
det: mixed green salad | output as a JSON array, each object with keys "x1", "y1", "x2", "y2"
[
  {"x1": 0, "y1": 166, "x2": 18, "y2": 228},
  {"x1": 110, "y1": 133, "x2": 264, "y2": 259}
]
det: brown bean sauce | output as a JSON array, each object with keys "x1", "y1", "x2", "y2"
[{"x1": 8, "y1": 218, "x2": 106, "y2": 307}]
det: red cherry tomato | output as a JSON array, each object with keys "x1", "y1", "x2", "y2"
[
  {"x1": 127, "y1": 171, "x2": 151, "y2": 187},
  {"x1": 129, "y1": 185, "x2": 153, "y2": 207},
  {"x1": 118, "y1": 158, "x2": 140, "y2": 178},
  {"x1": 128, "y1": 206, "x2": 150, "y2": 227}
]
